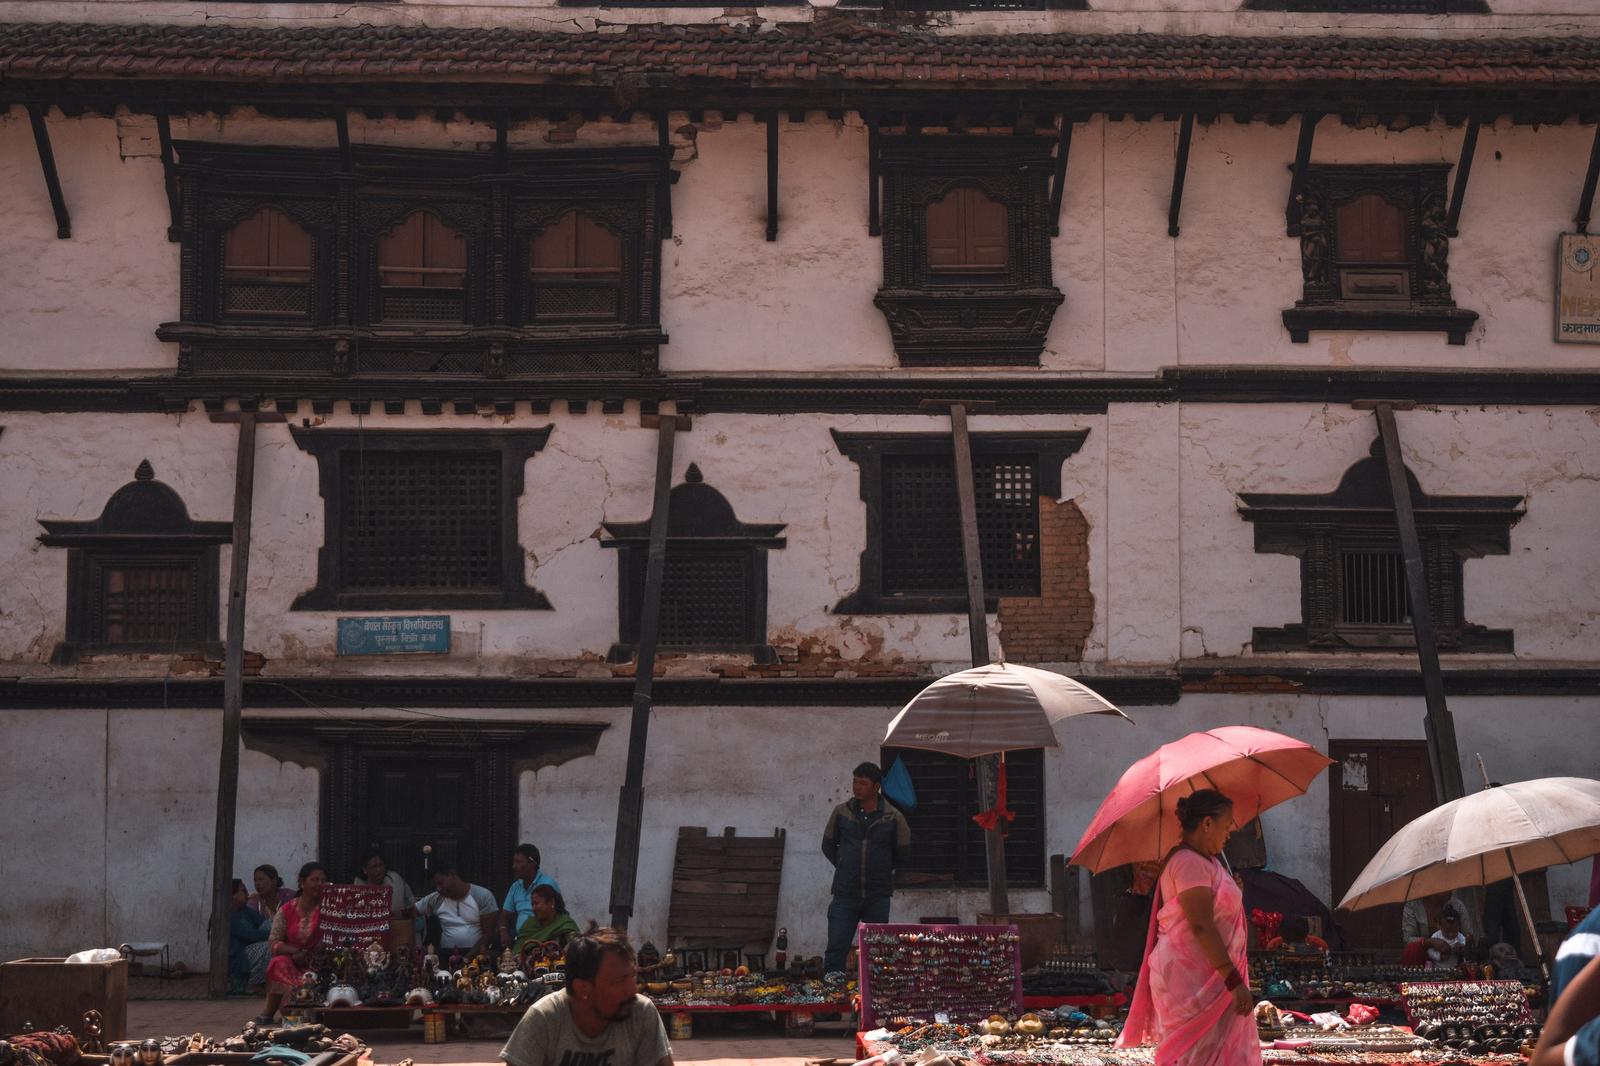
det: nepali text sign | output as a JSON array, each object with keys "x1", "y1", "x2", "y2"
[
  {"x1": 1556, "y1": 233, "x2": 1600, "y2": 343},
  {"x1": 337, "y1": 615, "x2": 450, "y2": 655}
]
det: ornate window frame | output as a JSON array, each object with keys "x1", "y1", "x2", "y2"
[
  {"x1": 601, "y1": 464, "x2": 786, "y2": 662},
  {"x1": 1283, "y1": 164, "x2": 1479, "y2": 345},
  {"x1": 831, "y1": 430, "x2": 1088, "y2": 614},
  {"x1": 289, "y1": 427, "x2": 553, "y2": 611},
  {"x1": 162, "y1": 142, "x2": 669, "y2": 380},
  {"x1": 1238, "y1": 440, "x2": 1523, "y2": 653},
  {"x1": 38, "y1": 460, "x2": 231, "y2": 660},
  {"x1": 876, "y1": 137, "x2": 1063, "y2": 367}
]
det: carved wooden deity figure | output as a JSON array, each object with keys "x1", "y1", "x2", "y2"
[{"x1": 1296, "y1": 193, "x2": 1329, "y2": 290}]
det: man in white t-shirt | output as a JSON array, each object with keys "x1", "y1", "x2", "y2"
[
  {"x1": 501, "y1": 927, "x2": 673, "y2": 1066},
  {"x1": 415, "y1": 867, "x2": 499, "y2": 951},
  {"x1": 1426, "y1": 904, "x2": 1468, "y2": 970}
]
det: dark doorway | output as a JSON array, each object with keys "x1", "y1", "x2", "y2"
[
  {"x1": 1328, "y1": 739, "x2": 1435, "y2": 950},
  {"x1": 365, "y1": 756, "x2": 480, "y2": 899}
]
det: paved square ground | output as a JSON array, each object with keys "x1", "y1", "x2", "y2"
[{"x1": 127, "y1": 997, "x2": 858, "y2": 1066}]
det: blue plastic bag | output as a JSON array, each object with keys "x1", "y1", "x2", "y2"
[{"x1": 882, "y1": 755, "x2": 917, "y2": 811}]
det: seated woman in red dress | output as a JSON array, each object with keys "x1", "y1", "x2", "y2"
[{"x1": 256, "y1": 862, "x2": 328, "y2": 1024}]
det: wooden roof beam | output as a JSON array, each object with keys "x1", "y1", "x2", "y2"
[
  {"x1": 1285, "y1": 111, "x2": 1322, "y2": 237},
  {"x1": 1445, "y1": 115, "x2": 1480, "y2": 238},
  {"x1": 25, "y1": 103, "x2": 70, "y2": 239},
  {"x1": 1168, "y1": 112, "x2": 1195, "y2": 238}
]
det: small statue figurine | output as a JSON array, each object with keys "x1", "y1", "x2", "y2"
[
  {"x1": 294, "y1": 970, "x2": 321, "y2": 1006},
  {"x1": 498, "y1": 947, "x2": 516, "y2": 975},
  {"x1": 363, "y1": 938, "x2": 390, "y2": 975},
  {"x1": 422, "y1": 943, "x2": 440, "y2": 975},
  {"x1": 137, "y1": 1038, "x2": 162, "y2": 1066},
  {"x1": 448, "y1": 949, "x2": 464, "y2": 973}
]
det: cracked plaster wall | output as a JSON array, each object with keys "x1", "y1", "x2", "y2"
[{"x1": 9, "y1": 108, "x2": 1600, "y2": 373}]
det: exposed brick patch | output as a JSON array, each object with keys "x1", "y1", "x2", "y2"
[{"x1": 997, "y1": 496, "x2": 1093, "y2": 664}]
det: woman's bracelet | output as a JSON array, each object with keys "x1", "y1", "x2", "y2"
[{"x1": 1223, "y1": 967, "x2": 1244, "y2": 991}]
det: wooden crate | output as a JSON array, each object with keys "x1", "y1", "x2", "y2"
[{"x1": 0, "y1": 957, "x2": 128, "y2": 1040}]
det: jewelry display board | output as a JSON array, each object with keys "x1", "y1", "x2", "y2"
[
  {"x1": 318, "y1": 885, "x2": 392, "y2": 947},
  {"x1": 1400, "y1": 979, "x2": 1534, "y2": 1028},
  {"x1": 857, "y1": 923, "x2": 1022, "y2": 1030}
]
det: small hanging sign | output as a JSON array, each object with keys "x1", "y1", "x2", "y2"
[
  {"x1": 1555, "y1": 233, "x2": 1600, "y2": 343},
  {"x1": 337, "y1": 615, "x2": 450, "y2": 655}
]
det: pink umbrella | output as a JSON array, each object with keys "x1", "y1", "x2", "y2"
[{"x1": 1069, "y1": 726, "x2": 1333, "y2": 873}]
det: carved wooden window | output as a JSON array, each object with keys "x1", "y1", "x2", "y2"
[
  {"x1": 882, "y1": 747, "x2": 1045, "y2": 887},
  {"x1": 222, "y1": 207, "x2": 313, "y2": 318},
  {"x1": 602, "y1": 465, "x2": 785, "y2": 662},
  {"x1": 38, "y1": 460, "x2": 230, "y2": 659},
  {"x1": 529, "y1": 210, "x2": 624, "y2": 321},
  {"x1": 1284, "y1": 165, "x2": 1478, "y2": 344},
  {"x1": 832, "y1": 430, "x2": 1087, "y2": 614},
  {"x1": 291, "y1": 428, "x2": 553, "y2": 611},
  {"x1": 876, "y1": 137, "x2": 1063, "y2": 366},
  {"x1": 926, "y1": 187, "x2": 1009, "y2": 275},
  {"x1": 378, "y1": 211, "x2": 469, "y2": 323},
  {"x1": 1238, "y1": 439, "x2": 1523, "y2": 653}
]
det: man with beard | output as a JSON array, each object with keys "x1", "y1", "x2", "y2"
[{"x1": 500, "y1": 927, "x2": 673, "y2": 1066}]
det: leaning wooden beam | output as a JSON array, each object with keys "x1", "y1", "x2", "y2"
[
  {"x1": 1446, "y1": 116, "x2": 1481, "y2": 237},
  {"x1": 766, "y1": 113, "x2": 779, "y2": 242},
  {"x1": 25, "y1": 103, "x2": 70, "y2": 239},
  {"x1": 1367, "y1": 401, "x2": 1467, "y2": 807},
  {"x1": 608, "y1": 412, "x2": 680, "y2": 930},
  {"x1": 868, "y1": 114, "x2": 882, "y2": 237},
  {"x1": 155, "y1": 110, "x2": 181, "y2": 242},
  {"x1": 1049, "y1": 115, "x2": 1073, "y2": 237},
  {"x1": 1285, "y1": 111, "x2": 1321, "y2": 236},
  {"x1": 334, "y1": 109, "x2": 352, "y2": 170},
  {"x1": 1576, "y1": 123, "x2": 1600, "y2": 234},
  {"x1": 1168, "y1": 113, "x2": 1195, "y2": 238}
]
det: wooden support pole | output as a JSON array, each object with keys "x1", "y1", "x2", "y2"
[
  {"x1": 765, "y1": 113, "x2": 779, "y2": 242},
  {"x1": 1371, "y1": 403, "x2": 1466, "y2": 806},
  {"x1": 155, "y1": 110, "x2": 182, "y2": 242},
  {"x1": 658, "y1": 113, "x2": 674, "y2": 240},
  {"x1": 1577, "y1": 124, "x2": 1600, "y2": 234},
  {"x1": 867, "y1": 115, "x2": 882, "y2": 237},
  {"x1": 1285, "y1": 112, "x2": 1321, "y2": 236},
  {"x1": 207, "y1": 411, "x2": 260, "y2": 998},
  {"x1": 1049, "y1": 115, "x2": 1073, "y2": 238},
  {"x1": 1445, "y1": 116, "x2": 1480, "y2": 238},
  {"x1": 1168, "y1": 113, "x2": 1195, "y2": 238},
  {"x1": 26, "y1": 103, "x2": 70, "y2": 239},
  {"x1": 334, "y1": 109, "x2": 352, "y2": 171},
  {"x1": 608, "y1": 414, "x2": 678, "y2": 930},
  {"x1": 949, "y1": 403, "x2": 1009, "y2": 917}
]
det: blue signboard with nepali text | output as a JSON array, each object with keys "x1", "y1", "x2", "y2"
[{"x1": 337, "y1": 615, "x2": 451, "y2": 655}]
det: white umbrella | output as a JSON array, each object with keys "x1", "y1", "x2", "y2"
[
  {"x1": 883, "y1": 662, "x2": 1129, "y2": 759},
  {"x1": 1338, "y1": 776, "x2": 1600, "y2": 975}
]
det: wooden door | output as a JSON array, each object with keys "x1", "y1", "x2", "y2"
[
  {"x1": 1329, "y1": 740, "x2": 1436, "y2": 949},
  {"x1": 364, "y1": 756, "x2": 481, "y2": 899}
]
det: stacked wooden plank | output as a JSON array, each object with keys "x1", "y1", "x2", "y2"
[{"x1": 667, "y1": 826, "x2": 786, "y2": 949}]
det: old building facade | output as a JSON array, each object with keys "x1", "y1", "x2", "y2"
[{"x1": 1, "y1": 0, "x2": 1598, "y2": 967}]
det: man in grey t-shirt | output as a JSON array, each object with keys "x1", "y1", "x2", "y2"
[{"x1": 501, "y1": 927, "x2": 673, "y2": 1066}]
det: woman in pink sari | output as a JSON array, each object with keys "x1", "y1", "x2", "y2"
[
  {"x1": 256, "y1": 862, "x2": 327, "y2": 1024},
  {"x1": 1117, "y1": 789, "x2": 1260, "y2": 1066}
]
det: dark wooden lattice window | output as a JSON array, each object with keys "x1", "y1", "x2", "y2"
[
  {"x1": 1335, "y1": 194, "x2": 1411, "y2": 301},
  {"x1": 1338, "y1": 547, "x2": 1410, "y2": 626},
  {"x1": 881, "y1": 453, "x2": 1040, "y2": 599},
  {"x1": 222, "y1": 207, "x2": 313, "y2": 318},
  {"x1": 92, "y1": 557, "x2": 205, "y2": 645},
  {"x1": 291, "y1": 428, "x2": 553, "y2": 611},
  {"x1": 339, "y1": 451, "x2": 502, "y2": 594},
  {"x1": 530, "y1": 210, "x2": 624, "y2": 320},
  {"x1": 882, "y1": 747, "x2": 1045, "y2": 887},
  {"x1": 637, "y1": 548, "x2": 754, "y2": 647},
  {"x1": 378, "y1": 211, "x2": 468, "y2": 323},
  {"x1": 926, "y1": 186, "x2": 1009, "y2": 275}
]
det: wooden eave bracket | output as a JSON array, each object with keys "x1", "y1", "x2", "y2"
[
  {"x1": 765, "y1": 113, "x2": 779, "y2": 242},
  {"x1": 25, "y1": 103, "x2": 70, "y2": 239},
  {"x1": 1576, "y1": 123, "x2": 1600, "y2": 235},
  {"x1": 156, "y1": 109, "x2": 181, "y2": 242},
  {"x1": 867, "y1": 114, "x2": 881, "y2": 237},
  {"x1": 1049, "y1": 115, "x2": 1074, "y2": 238},
  {"x1": 1446, "y1": 116, "x2": 1480, "y2": 238},
  {"x1": 1168, "y1": 113, "x2": 1195, "y2": 238},
  {"x1": 1285, "y1": 112, "x2": 1321, "y2": 237}
]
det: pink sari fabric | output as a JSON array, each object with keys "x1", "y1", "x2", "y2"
[
  {"x1": 264, "y1": 899, "x2": 320, "y2": 995},
  {"x1": 1117, "y1": 849, "x2": 1262, "y2": 1066}
]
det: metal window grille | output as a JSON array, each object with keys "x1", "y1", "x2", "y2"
[
  {"x1": 338, "y1": 450, "x2": 502, "y2": 592},
  {"x1": 644, "y1": 547, "x2": 755, "y2": 647},
  {"x1": 1338, "y1": 548, "x2": 1411, "y2": 626},
  {"x1": 881, "y1": 453, "x2": 1039, "y2": 598},
  {"x1": 94, "y1": 559, "x2": 203, "y2": 644},
  {"x1": 882, "y1": 747, "x2": 1045, "y2": 886}
]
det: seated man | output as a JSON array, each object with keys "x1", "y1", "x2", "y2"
[
  {"x1": 499, "y1": 843, "x2": 562, "y2": 951},
  {"x1": 416, "y1": 866, "x2": 499, "y2": 953},
  {"x1": 1531, "y1": 906, "x2": 1600, "y2": 1066},
  {"x1": 500, "y1": 927, "x2": 673, "y2": 1066},
  {"x1": 1402, "y1": 890, "x2": 1475, "y2": 966},
  {"x1": 1266, "y1": 915, "x2": 1329, "y2": 957}
]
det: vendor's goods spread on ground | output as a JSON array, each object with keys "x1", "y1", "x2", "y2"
[{"x1": 0, "y1": 1020, "x2": 364, "y2": 1066}]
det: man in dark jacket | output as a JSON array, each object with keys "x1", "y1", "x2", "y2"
[{"x1": 821, "y1": 762, "x2": 911, "y2": 974}]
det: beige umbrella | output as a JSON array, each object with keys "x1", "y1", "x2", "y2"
[
  {"x1": 1337, "y1": 776, "x2": 1600, "y2": 976},
  {"x1": 884, "y1": 662, "x2": 1129, "y2": 759}
]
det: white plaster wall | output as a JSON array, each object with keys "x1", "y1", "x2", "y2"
[{"x1": 1177, "y1": 403, "x2": 1600, "y2": 661}]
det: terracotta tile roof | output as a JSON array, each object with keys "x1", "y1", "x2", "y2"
[{"x1": 1, "y1": 21, "x2": 1598, "y2": 91}]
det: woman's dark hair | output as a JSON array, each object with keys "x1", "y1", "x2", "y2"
[
  {"x1": 254, "y1": 864, "x2": 283, "y2": 890},
  {"x1": 565, "y1": 927, "x2": 634, "y2": 985},
  {"x1": 231, "y1": 878, "x2": 249, "y2": 895},
  {"x1": 1175, "y1": 788, "x2": 1234, "y2": 831},
  {"x1": 531, "y1": 883, "x2": 568, "y2": 916},
  {"x1": 296, "y1": 861, "x2": 328, "y2": 887}
]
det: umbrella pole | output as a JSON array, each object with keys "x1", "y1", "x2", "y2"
[{"x1": 1505, "y1": 848, "x2": 1550, "y2": 983}]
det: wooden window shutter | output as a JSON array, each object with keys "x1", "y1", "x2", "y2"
[
  {"x1": 926, "y1": 192, "x2": 964, "y2": 271},
  {"x1": 379, "y1": 211, "x2": 467, "y2": 289},
  {"x1": 529, "y1": 210, "x2": 624, "y2": 320},
  {"x1": 925, "y1": 186, "x2": 1009, "y2": 273},
  {"x1": 222, "y1": 207, "x2": 312, "y2": 316},
  {"x1": 966, "y1": 190, "x2": 1009, "y2": 270},
  {"x1": 1336, "y1": 194, "x2": 1408, "y2": 264}
]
